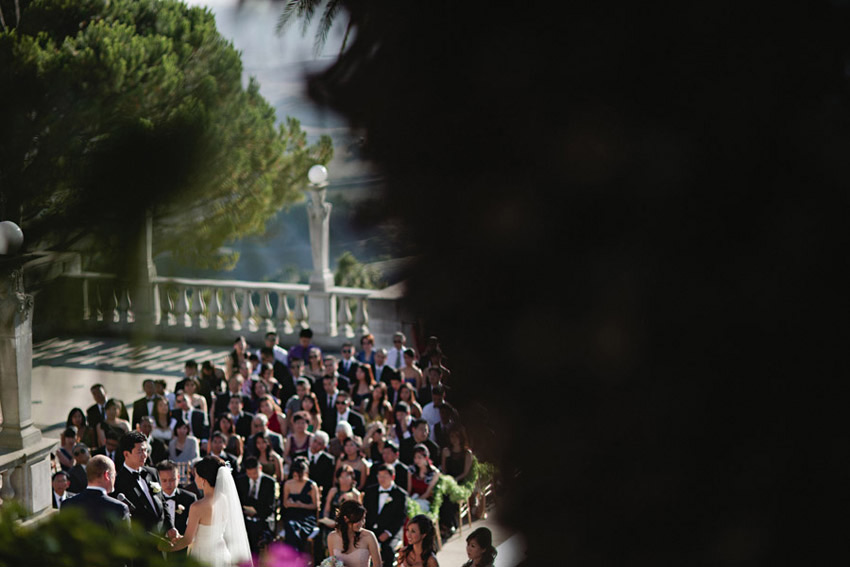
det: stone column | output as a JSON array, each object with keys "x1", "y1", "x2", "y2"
[
  {"x1": 0, "y1": 259, "x2": 56, "y2": 518},
  {"x1": 129, "y1": 209, "x2": 159, "y2": 336},
  {"x1": 306, "y1": 185, "x2": 337, "y2": 337},
  {"x1": 0, "y1": 266, "x2": 41, "y2": 450}
]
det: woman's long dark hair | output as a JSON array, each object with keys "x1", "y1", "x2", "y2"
[
  {"x1": 403, "y1": 514, "x2": 436, "y2": 563},
  {"x1": 66, "y1": 407, "x2": 86, "y2": 429},
  {"x1": 152, "y1": 395, "x2": 170, "y2": 429},
  {"x1": 335, "y1": 499, "x2": 366, "y2": 553},
  {"x1": 467, "y1": 527, "x2": 497, "y2": 566}
]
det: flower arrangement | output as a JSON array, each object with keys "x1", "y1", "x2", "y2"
[
  {"x1": 239, "y1": 542, "x2": 311, "y2": 567},
  {"x1": 319, "y1": 556, "x2": 345, "y2": 567}
]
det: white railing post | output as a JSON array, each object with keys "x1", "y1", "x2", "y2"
[
  {"x1": 339, "y1": 294, "x2": 354, "y2": 338},
  {"x1": 191, "y1": 286, "x2": 207, "y2": 329},
  {"x1": 224, "y1": 289, "x2": 240, "y2": 332},
  {"x1": 176, "y1": 286, "x2": 191, "y2": 328},
  {"x1": 259, "y1": 290, "x2": 275, "y2": 334},
  {"x1": 277, "y1": 292, "x2": 293, "y2": 336},
  {"x1": 208, "y1": 287, "x2": 222, "y2": 330}
]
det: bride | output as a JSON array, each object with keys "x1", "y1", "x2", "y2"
[
  {"x1": 327, "y1": 500, "x2": 382, "y2": 567},
  {"x1": 159, "y1": 455, "x2": 252, "y2": 567}
]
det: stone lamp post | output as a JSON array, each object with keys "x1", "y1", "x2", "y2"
[
  {"x1": 0, "y1": 220, "x2": 57, "y2": 518},
  {"x1": 304, "y1": 165, "x2": 337, "y2": 337}
]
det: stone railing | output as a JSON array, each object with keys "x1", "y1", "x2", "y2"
[{"x1": 58, "y1": 273, "x2": 376, "y2": 347}]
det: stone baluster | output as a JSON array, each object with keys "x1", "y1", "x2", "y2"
[
  {"x1": 338, "y1": 294, "x2": 354, "y2": 338},
  {"x1": 208, "y1": 287, "x2": 222, "y2": 330},
  {"x1": 176, "y1": 286, "x2": 191, "y2": 328},
  {"x1": 355, "y1": 297, "x2": 370, "y2": 335},
  {"x1": 191, "y1": 286, "x2": 207, "y2": 328},
  {"x1": 276, "y1": 292, "x2": 293, "y2": 335},
  {"x1": 106, "y1": 283, "x2": 119, "y2": 327},
  {"x1": 258, "y1": 290, "x2": 275, "y2": 333},
  {"x1": 294, "y1": 293, "x2": 309, "y2": 332},
  {"x1": 0, "y1": 468, "x2": 15, "y2": 505},
  {"x1": 117, "y1": 285, "x2": 132, "y2": 325},
  {"x1": 159, "y1": 286, "x2": 173, "y2": 328},
  {"x1": 241, "y1": 289, "x2": 257, "y2": 332},
  {"x1": 85, "y1": 277, "x2": 100, "y2": 323},
  {"x1": 223, "y1": 288, "x2": 240, "y2": 332}
]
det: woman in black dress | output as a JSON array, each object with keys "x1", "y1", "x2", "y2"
[{"x1": 281, "y1": 456, "x2": 319, "y2": 551}]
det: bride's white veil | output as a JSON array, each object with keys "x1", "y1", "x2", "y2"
[{"x1": 215, "y1": 464, "x2": 252, "y2": 565}]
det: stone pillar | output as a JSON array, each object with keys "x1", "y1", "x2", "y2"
[
  {"x1": 0, "y1": 259, "x2": 57, "y2": 518},
  {"x1": 306, "y1": 186, "x2": 337, "y2": 337},
  {"x1": 0, "y1": 267, "x2": 41, "y2": 450},
  {"x1": 129, "y1": 209, "x2": 159, "y2": 336}
]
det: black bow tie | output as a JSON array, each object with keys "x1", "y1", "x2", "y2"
[
  {"x1": 163, "y1": 495, "x2": 175, "y2": 501},
  {"x1": 379, "y1": 488, "x2": 391, "y2": 493},
  {"x1": 130, "y1": 469, "x2": 146, "y2": 481}
]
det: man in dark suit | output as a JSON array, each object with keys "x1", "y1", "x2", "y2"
[
  {"x1": 399, "y1": 419, "x2": 440, "y2": 466},
  {"x1": 365, "y1": 441, "x2": 408, "y2": 490},
  {"x1": 171, "y1": 392, "x2": 210, "y2": 443},
  {"x1": 156, "y1": 461, "x2": 198, "y2": 536},
  {"x1": 337, "y1": 342, "x2": 360, "y2": 380},
  {"x1": 331, "y1": 391, "x2": 367, "y2": 439},
  {"x1": 208, "y1": 432, "x2": 239, "y2": 473},
  {"x1": 305, "y1": 430, "x2": 336, "y2": 506},
  {"x1": 244, "y1": 413, "x2": 284, "y2": 459},
  {"x1": 322, "y1": 355, "x2": 350, "y2": 393},
  {"x1": 364, "y1": 463, "x2": 408, "y2": 567},
  {"x1": 52, "y1": 471, "x2": 75, "y2": 509},
  {"x1": 417, "y1": 366, "x2": 446, "y2": 407},
  {"x1": 131, "y1": 379, "x2": 157, "y2": 428},
  {"x1": 213, "y1": 375, "x2": 252, "y2": 418},
  {"x1": 86, "y1": 383, "x2": 129, "y2": 430},
  {"x1": 92, "y1": 429, "x2": 124, "y2": 469},
  {"x1": 318, "y1": 375, "x2": 341, "y2": 436},
  {"x1": 224, "y1": 395, "x2": 255, "y2": 440},
  {"x1": 112, "y1": 431, "x2": 177, "y2": 539},
  {"x1": 236, "y1": 457, "x2": 277, "y2": 553},
  {"x1": 68, "y1": 444, "x2": 90, "y2": 494},
  {"x1": 373, "y1": 349, "x2": 399, "y2": 387},
  {"x1": 62, "y1": 455, "x2": 130, "y2": 533},
  {"x1": 137, "y1": 416, "x2": 168, "y2": 466}
]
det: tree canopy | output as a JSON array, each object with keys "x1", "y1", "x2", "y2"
[{"x1": 0, "y1": 0, "x2": 332, "y2": 271}]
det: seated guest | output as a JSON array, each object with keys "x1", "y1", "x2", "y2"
[
  {"x1": 255, "y1": 431, "x2": 284, "y2": 482},
  {"x1": 213, "y1": 375, "x2": 251, "y2": 418},
  {"x1": 284, "y1": 378, "x2": 310, "y2": 428},
  {"x1": 198, "y1": 360, "x2": 226, "y2": 409},
  {"x1": 356, "y1": 334, "x2": 376, "y2": 368},
  {"x1": 182, "y1": 377, "x2": 208, "y2": 414},
  {"x1": 151, "y1": 395, "x2": 176, "y2": 444},
  {"x1": 66, "y1": 407, "x2": 97, "y2": 449},
  {"x1": 138, "y1": 416, "x2": 168, "y2": 466},
  {"x1": 285, "y1": 411, "x2": 314, "y2": 466},
  {"x1": 399, "y1": 419, "x2": 440, "y2": 467},
  {"x1": 438, "y1": 423, "x2": 471, "y2": 539},
  {"x1": 52, "y1": 471, "x2": 74, "y2": 509},
  {"x1": 420, "y1": 385, "x2": 446, "y2": 442},
  {"x1": 207, "y1": 431, "x2": 239, "y2": 473},
  {"x1": 334, "y1": 437, "x2": 371, "y2": 491},
  {"x1": 328, "y1": 421, "x2": 354, "y2": 461},
  {"x1": 257, "y1": 394, "x2": 288, "y2": 437},
  {"x1": 391, "y1": 402, "x2": 414, "y2": 445},
  {"x1": 322, "y1": 355, "x2": 350, "y2": 392},
  {"x1": 131, "y1": 379, "x2": 157, "y2": 428},
  {"x1": 418, "y1": 366, "x2": 446, "y2": 407},
  {"x1": 56, "y1": 426, "x2": 78, "y2": 472},
  {"x1": 364, "y1": 463, "x2": 409, "y2": 567},
  {"x1": 399, "y1": 348, "x2": 423, "y2": 391},
  {"x1": 322, "y1": 464, "x2": 362, "y2": 521},
  {"x1": 170, "y1": 392, "x2": 210, "y2": 445},
  {"x1": 365, "y1": 423, "x2": 388, "y2": 463},
  {"x1": 350, "y1": 364, "x2": 375, "y2": 409},
  {"x1": 68, "y1": 443, "x2": 90, "y2": 494},
  {"x1": 361, "y1": 382, "x2": 394, "y2": 427},
  {"x1": 333, "y1": 391, "x2": 367, "y2": 439},
  {"x1": 280, "y1": 456, "x2": 319, "y2": 551},
  {"x1": 288, "y1": 328, "x2": 317, "y2": 365},
  {"x1": 300, "y1": 391, "x2": 322, "y2": 433},
  {"x1": 153, "y1": 379, "x2": 176, "y2": 411},
  {"x1": 462, "y1": 527, "x2": 498, "y2": 567},
  {"x1": 256, "y1": 361, "x2": 283, "y2": 401},
  {"x1": 225, "y1": 395, "x2": 254, "y2": 440},
  {"x1": 245, "y1": 413, "x2": 284, "y2": 459},
  {"x1": 398, "y1": 382, "x2": 423, "y2": 419},
  {"x1": 96, "y1": 399, "x2": 131, "y2": 448},
  {"x1": 236, "y1": 457, "x2": 276, "y2": 554},
  {"x1": 366, "y1": 440, "x2": 409, "y2": 490},
  {"x1": 304, "y1": 347, "x2": 325, "y2": 383},
  {"x1": 168, "y1": 421, "x2": 200, "y2": 464},
  {"x1": 434, "y1": 402, "x2": 460, "y2": 450},
  {"x1": 373, "y1": 348, "x2": 398, "y2": 386},
  {"x1": 91, "y1": 429, "x2": 123, "y2": 468},
  {"x1": 407, "y1": 444, "x2": 440, "y2": 513},
  {"x1": 338, "y1": 342, "x2": 359, "y2": 380},
  {"x1": 305, "y1": 431, "x2": 336, "y2": 507},
  {"x1": 215, "y1": 413, "x2": 244, "y2": 461}
]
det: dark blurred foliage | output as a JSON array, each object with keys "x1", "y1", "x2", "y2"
[{"x1": 306, "y1": 1, "x2": 848, "y2": 563}]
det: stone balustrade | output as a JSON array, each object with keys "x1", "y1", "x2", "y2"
[{"x1": 61, "y1": 272, "x2": 375, "y2": 346}]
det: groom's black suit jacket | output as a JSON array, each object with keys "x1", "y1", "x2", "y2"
[
  {"x1": 112, "y1": 464, "x2": 175, "y2": 534},
  {"x1": 62, "y1": 488, "x2": 130, "y2": 533},
  {"x1": 364, "y1": 483, "x2": 408, "y2": 539},
  {"x1": 163, "y1": 487, "x2": 197, "y2": 534}
]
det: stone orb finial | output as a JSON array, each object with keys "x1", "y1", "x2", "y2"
[{"x1": 0, "y1": 221, "x2": 24, "y2": 255}]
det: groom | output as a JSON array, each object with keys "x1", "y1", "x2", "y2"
[
  {"x1": 112, "y1": 431, "x2": 178, "y2": 541},
  {"x1": 364, "y1": 463, "x2": 408, "y2": 567}
]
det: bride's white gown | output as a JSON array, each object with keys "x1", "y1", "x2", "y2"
[{"x1": 189, "y1": 467, "x2": 251, "y2": 567}]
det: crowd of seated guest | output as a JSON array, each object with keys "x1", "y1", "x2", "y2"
[{"x1": 51, "y1": 331, "x2": 471, "y2": 565}]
